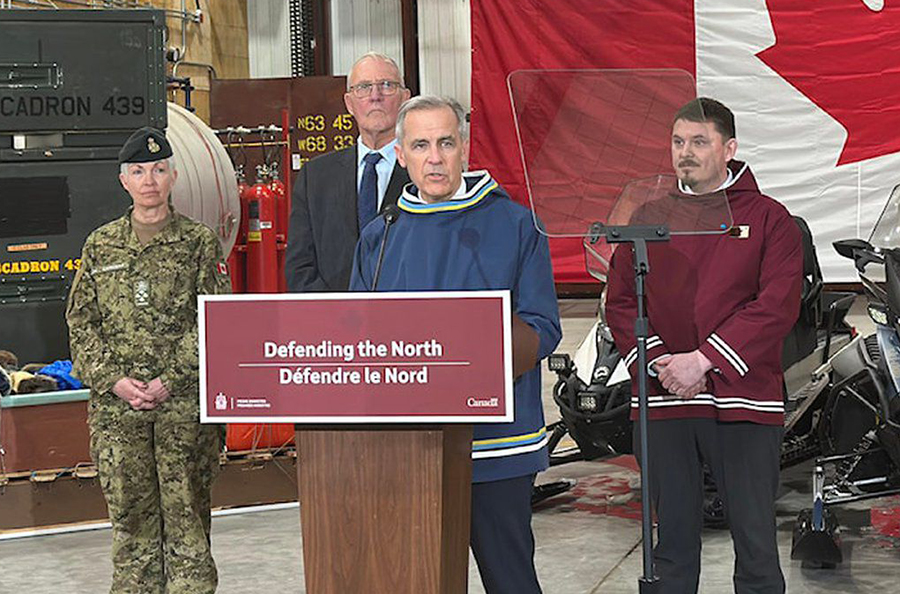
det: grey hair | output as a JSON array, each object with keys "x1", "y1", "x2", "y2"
[
  {"x1": 120, "y1": 156, "x2": 177, "y2": 176},
  {"x1": 396, "y1": 96, "x2": 468, "y2": 143},
  {"x1": 347, "y1": 52, "x2": 403, "y2": 90}
]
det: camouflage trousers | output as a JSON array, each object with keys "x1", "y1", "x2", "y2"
[{"x1": 90, "y1": 414, "x2": 221, "y2": 594}]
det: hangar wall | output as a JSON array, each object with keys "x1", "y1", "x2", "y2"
[{"x1": 246, "y1": 0, "x2": 472, "y2": 110}]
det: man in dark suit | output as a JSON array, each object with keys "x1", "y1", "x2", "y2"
[{"x1": 285, "y1": 52, "x2": 412, "y2": 292}]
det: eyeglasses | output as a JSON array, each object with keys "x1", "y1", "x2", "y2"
[{"x1": 349, "y1": 80, "x2": 404, "y2": 98}]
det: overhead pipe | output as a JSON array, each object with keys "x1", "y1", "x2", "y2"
[
  {"x1": 7, "y1": 0, "x2": 201, "y2": 22},
  {"x1": 167, "y1": 0, "x2": 203, "y2": 63},
  {"x1": 172, "y1": 60, "x2": 216, "y2": 81}
]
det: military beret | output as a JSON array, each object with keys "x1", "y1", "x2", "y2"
[{"x1": 118, "y1": 126, "x2": 173, "y2": 164}]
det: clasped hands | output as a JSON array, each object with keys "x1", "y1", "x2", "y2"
[
  {"x1": 112, "y1": 377, "x2": 171, "y2": 410},
  {"x1": 653, "y1": 350, "x2": 714, "y2": 399}
]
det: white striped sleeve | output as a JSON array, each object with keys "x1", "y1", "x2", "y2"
[
  {"x1": 706, "y1": 332, "x2": 749, "y2": 377},
  {"x1": 623, "y1": 335, "x2": 664, "y2": 369}
]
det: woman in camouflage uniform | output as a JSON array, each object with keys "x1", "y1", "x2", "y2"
[{"x1": 66, "y1": 127, "x2": 232, "y2": 594}]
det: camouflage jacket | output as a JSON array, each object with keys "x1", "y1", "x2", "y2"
[{"x1": 66, "y1": 209, "x2": 232, "y2": 421}]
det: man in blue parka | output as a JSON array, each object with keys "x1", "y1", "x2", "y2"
[{"x1": 350, "y1": 95, "x2": 561, "y2": 594}]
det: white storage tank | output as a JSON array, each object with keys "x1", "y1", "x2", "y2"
[{"x1": 166, "y1": 102, "x2": 240, "y2": 255}]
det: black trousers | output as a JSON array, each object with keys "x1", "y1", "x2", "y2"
[
  {"x1": 636, "y1": 418, "x2": 785, "y2": 594},
  {"x1": 471, "y1": 474, "x2": 542, "y2": 594}
]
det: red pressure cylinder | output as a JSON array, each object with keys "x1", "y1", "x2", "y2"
[
  {"x1": 268, "y1": 165, "x2": 288, "y2": 293},
  {"x1": 269, "y1": 163, "x2": 288, "y2": 241},
  {"x1": 245, "y1": 168, "x2": 279, "y2": 293},
  {"x1": 226, "y1": 244, "x2": 246, "y2": 294},
  {"x1": 237, "y1": 171, "x2": 252, "y2": 245}
]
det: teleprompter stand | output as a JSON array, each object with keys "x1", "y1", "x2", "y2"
[
  {"x1": 589, "y1": 222, "x2": 670, "y2": 593},
  {"x1": 506, "y1": 67, "x2": 733, "y2": 593}
]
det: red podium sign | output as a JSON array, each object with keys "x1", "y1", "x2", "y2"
[{"x1": 199, "y1": 291, "x2": 513, "y2": 423}]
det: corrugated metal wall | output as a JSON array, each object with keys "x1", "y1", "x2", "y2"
[
  {"x1": 418, "y1": 0, "x2": 471, "y2": 110},
  {"x1": 330, "y1": 0, "x2": 405, "y2": 77},
  {"x1": 247, "y1": 0, "x2": 291, "y2": 78}
]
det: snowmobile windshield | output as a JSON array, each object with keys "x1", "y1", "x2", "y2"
[
  {"x1": 869, "y1": 185, "x2": 900, "y2": 250},
  {"x1": 852, "y1": 184, "x2": 900, "y2": 294}
]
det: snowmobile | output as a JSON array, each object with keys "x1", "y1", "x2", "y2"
[{"x1": 792, "y1": 185, "x2": 900, "y2": 568}]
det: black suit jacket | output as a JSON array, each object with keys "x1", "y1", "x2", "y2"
[{"x1": 285, "y1": 145, "x2": 410, "y2": 292}]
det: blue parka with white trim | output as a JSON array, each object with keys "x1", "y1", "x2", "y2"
[{"x1": 350, "y1": 170, "x2": 562, "y2": 482}]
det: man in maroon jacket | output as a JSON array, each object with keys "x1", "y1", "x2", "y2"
[{"x1": 606, "y1": 98, "x2": 802, "y2": 594}]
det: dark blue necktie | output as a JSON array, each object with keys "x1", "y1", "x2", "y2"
[{"x1": 358, "y1": 151, "x2": 383, "y2": 231}]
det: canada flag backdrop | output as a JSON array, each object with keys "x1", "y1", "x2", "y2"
[{"x1": 468, "y1": 0, "x2": 900, "y2": 283}]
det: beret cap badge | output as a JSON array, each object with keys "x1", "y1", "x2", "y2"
[{"x1": 118, "y1": 127, "x2": 173, "y2": 164}]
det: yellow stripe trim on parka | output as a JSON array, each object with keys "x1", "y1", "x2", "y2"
[
  {"x1": 472, "y1": 426, "x2": 547, "y2": 448},
  {"x1": 398, "y1": 181, "x2": 498, "y2": 214}
]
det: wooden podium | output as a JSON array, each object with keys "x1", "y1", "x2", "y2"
[
  {"x1": 297, "y1": 425, "x2": 473, "y2": 593},
  {"x1": 199, "y1": 292, "x2": 514, "y2": 594}
]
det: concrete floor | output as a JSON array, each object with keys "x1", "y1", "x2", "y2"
[{"x1": 2, "y1": 298, "x2": 899, "y2": 593}]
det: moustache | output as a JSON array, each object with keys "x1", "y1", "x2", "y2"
[{"x1": 678, "y1": 160, "x2": 699, "y2": 167}]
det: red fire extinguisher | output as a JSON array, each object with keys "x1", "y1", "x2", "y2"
[{"x1": 246, "y1": 165, "x2": 278, "y2": 293}]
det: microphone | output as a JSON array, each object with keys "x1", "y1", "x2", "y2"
[{"x1": 372, "y1": 204, "x2": 401, "y2": 291}]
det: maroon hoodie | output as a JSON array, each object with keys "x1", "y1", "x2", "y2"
[{"x1": 606, "y1": 161, "x2": 802, "y2": 425}]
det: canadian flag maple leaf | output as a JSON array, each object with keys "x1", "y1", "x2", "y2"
[{"x1": 757, "y1": 0, "x2": 900, "y2": 165}]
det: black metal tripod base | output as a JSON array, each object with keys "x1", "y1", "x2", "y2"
[{"x1": 639, "y1": 577, "x2": 661, "y2": 593}]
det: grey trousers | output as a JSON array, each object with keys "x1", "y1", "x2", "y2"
[{"x1": 635, "y1": 418, "x2": 785, "y2": 594}]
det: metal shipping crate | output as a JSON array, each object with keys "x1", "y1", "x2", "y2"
[{"x1": 0, "y1": 9, "x2": 167, "y2": 363}]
